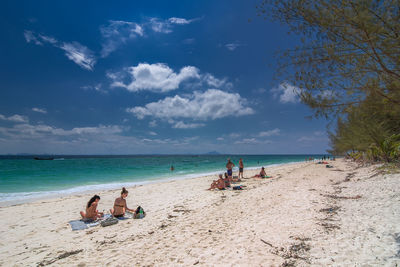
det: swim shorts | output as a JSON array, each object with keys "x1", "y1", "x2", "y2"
[
  {"x1": 239, "y1": 167, "x2": 243, "y2": 173},
  {"x1": 227, "y1": 169, "x2": 232, "y2": 176}
]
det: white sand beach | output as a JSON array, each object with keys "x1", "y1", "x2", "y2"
[{"x1": 0, "y1": 159, "x2": 399, "y2": 266}]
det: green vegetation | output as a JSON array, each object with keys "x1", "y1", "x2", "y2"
[{"x1": 257, "y1": 0, "x2": 400, "y2": 164}]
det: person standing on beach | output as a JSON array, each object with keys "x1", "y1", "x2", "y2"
[
  {"x1": 238, "y1": 158, "x2": 244, "y2": 179},
  {"x1": 226, "y1": 158, "x2": 235, "y2": 180}
]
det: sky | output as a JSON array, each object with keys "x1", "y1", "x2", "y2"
[{"x1": 0, "y1": 0, "x2": 330, "y2": 155}]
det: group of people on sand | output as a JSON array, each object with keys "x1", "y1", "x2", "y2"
[
  {"x1": 80, "y1": 187, "x2": 141, "y2": 221},
  {"x1": 208, "y1": 158, "x2": 271, "y2": 190}
]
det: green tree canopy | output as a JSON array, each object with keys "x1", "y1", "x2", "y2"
[{"x1": 258, "y1": 0, "x2": 400, "y2": 161}]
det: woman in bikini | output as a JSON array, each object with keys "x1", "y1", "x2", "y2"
[
  {"x1": 80, "y1": 195, "x2": 103, "y2": 220},
  {"x1": 110, "y1": 187, "x2": 136, "y2": 218},
  {"x1": 208, "y1": 174, "x2": 226, "y2": 190},
  {"x1": 252, "y1": 167, "x2": 267, "y2": 178}
]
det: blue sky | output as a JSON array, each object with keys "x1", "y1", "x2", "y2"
[{"x1": 0, "y1": 0, "x2": 330, "y2": 155}]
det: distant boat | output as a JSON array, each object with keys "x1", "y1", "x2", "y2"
[{"x1": 34, "y1": 157, "x2": 54, "y2": 160}]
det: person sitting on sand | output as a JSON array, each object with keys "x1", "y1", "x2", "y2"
[
  {"x1": 110, "y1": 187, "x2": 136, "y2": 218},
  {"x1": 80, "y1": 195, "x2": 103, "y2": 220},
  {"x1": 208, "y1": 174, "x2": 226, "y2": 190},
  {"x1": 223, "y1": 173, "x2": 231, "y2": 187},
  {"x1": 252, "y1": 167, "x2": 268, "y2": 178}
]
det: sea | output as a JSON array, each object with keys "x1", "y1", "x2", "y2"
[{"x1": 0, "y1": 154, "x2": 325, "y2": 205}]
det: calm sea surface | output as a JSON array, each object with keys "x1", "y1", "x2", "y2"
[{"x1": 0, "y1": 154, "x2": 325, "y2": 204}]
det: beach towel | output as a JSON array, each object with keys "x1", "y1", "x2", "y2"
[
  {"x1": 68, "y1": 214, "x2": 111, "y2": 231},
  {"x1": 68, "y1": 219, "x2": 100, "y2": 231},
  {"x1": 69, "y1": 220, "x2": 89, "y2": 231}
]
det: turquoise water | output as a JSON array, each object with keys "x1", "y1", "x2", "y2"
[{"x1": 0, "y1": 155, "x2": 324, "y2": 203}]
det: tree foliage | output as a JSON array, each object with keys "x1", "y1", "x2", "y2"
[{"x1": 258, "y1": 0, "x2": 400, "y2": 162}]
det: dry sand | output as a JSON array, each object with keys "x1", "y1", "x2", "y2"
[{"x1": 0, "y1": 159, "x2": 399, "y2": 266}]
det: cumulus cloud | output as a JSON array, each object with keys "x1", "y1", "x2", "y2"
[
  {"x1": 108, "y1": 63, "x2": 200, "y2": 93},
  {"x1": 127, "y1": 89, "x2": 253, "y2": 121},
  {"x1": 32, "y1": 107, "x2": 47, "y2": 114},
  {"x1": 24, "y1": 30, "x2": 96, "y2": 70},
  {"x1": 100, "y1": 20, "x2": 144, "y2": 57},
  {"x1": 271, "y1": 82, "x2": 301, "y2": 103},
  {"x1": 108, "y1": 63, "x2": 232, "y2": 93},
  {"x1": 259, "y1": 128, "x2": 280, "y2": 137},
  {"x1": 0, "y1": 114, "x2": 28, "y2": 123}
]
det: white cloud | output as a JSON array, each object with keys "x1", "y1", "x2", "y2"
[
  {"x1": 168, "y1": 17, "x2": 192, "y2": 25},
  {"x1": 149, "y1": 18, "x2": 172, "y2": 33},
  {"x1": 108, "y1": 63, "x2": 200, "y2": 93},
  {"x1": 32, "y1": 107, "x2": 47, "y2": 114},
  {"x1": 149, "y1": 131, "x2": 157, "y2": 136},
  {"x1": 0, "y1": 123, "x2": 123, "y2": 138},
  {"x1": 24, "y1": 30, "x2": 42, "y2": 45},
  {"x1": 108, "y1": 63, "x2": 233, "y2": 93},
  {"x1": 217, "y1": 137, "x2": 224, "y2": 141},
  {"x1": 38, "y1": 34, "x2": 57, "y2": 44},
  {"x1": 100, "y1": 20, "x2": 144, "y2": 57},
  {"x1": 271, "y1": 82, "x2": 301, "y2": 103},
  {"x1": 81, "y1": 83, "x2": 106, "y2": 93},
  {"x1": 259, "y1": 128, "x2": 280, "y2": 137},
  {"x1": 172, "y1": 121, "x2": 205, "y2": 129},
  {"x1": 149, "y1": 120, "x2": 157, "y2": 127},
  {"x1": 229, "y1": 133, "x2": 241, "y2": 139},
  {"x1": 59, "y1": 42, "x2": 96, "y2": 71},
  {"x1": 225, "y1": 42, "x2": 242, "y2": 51},
  {"x1": 0, "y1": 114, "x2": 28, "y2": 123},
  {"x1": 203, "y1": 73, "x2": 232, "y2": 89},
  {"x1": 148, "y1": 17, "x2": 197, "y2": 33},
  {"x1": 127, "y1": 89, "x2": 254, "y2": 123},
  {"x1": 24, "y1": 31, "x2": 96, "y2": 71},
  {"x1": 297, "y1": 131, "x2": 327, "y2": 143}
]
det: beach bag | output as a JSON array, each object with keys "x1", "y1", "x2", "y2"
[
  {"x1": 101, "y1": 217, "x2": 119, "y2": 227},
  {"x1": 134, "y1": 206, "x2": 146, "y2": 219}
]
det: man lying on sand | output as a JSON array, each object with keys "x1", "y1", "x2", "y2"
[
  {"x1": 252, "y1": 167, "x2": 269, "y2": 178},
  {"x1": 80, "y1": 195, "x2": 104, "y2": 221},
  {"x1": 110, "y1": 187, "x2": 136, "y2": 218},
  {"x1": 208, "y1": 174, "x2": 226, "y2": 190}
]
